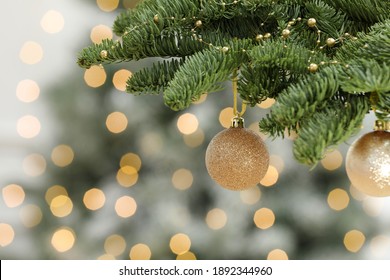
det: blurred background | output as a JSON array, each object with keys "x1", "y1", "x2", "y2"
[{"x1": 1, "y1": 0, "x2": 389, "y2": 260}]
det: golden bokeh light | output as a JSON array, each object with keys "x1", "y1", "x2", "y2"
[
  {"x1": 97, "y1": 0, "x2": 120, "y2": 12},
  {"x1": 51, "y1": 145, "x2": 74, "y2": 167},
  {"x1": 19, "y1": 41, "x2": 43, "y2": 64},
  {"x1": 327, "y1": 188, "x2": 350, "y2": 211},
  {"x1": 0, "y1": 223, "x2": 15, "y2": 247},
  {"x1": 50, "y1": 195, "x2": 73, "y2": 218},
  {"x1": 205, "y1": 208, "x2": 227, "y2": 230},
  {"x1": 240, "y1": 186, "x2": 261, "y2": 205},
  {"x1": 269, "y1": 155, "x2": 285, "y2": 173},
  {"x1": 41, "y1": 10, "x2": 64, "y2": 33},
  {"x1": 120, "y1": 153, "x2": 142, "y2": 171},
  {"x1": 267, "y1": 249, "x2": 289, "y2": 260},
  {"x1": 344, "y1": 229, "x2": 366, "y2": 253},
  {"x1": 349, "y1": 185, "x2": 367, "y2": 201},
  {"x1": 254, "y1": 208, "x2": 275, "y2": 229},
  {"x1": 83, "y1": 188, "x2": 106, "y2": 210},
  {"x1": 51, "y1": 228, "x2": 76, "y2": 252},
  {"x1": 90, "y1": 24, "x2": 113, "y2": 43},
  {"x1": 176, "y1": 251, "x2": 197, "y2": 260},
  {"x1": 22, "y1": 153, "x2": 46, "y2": 177},
  {"x1": 172, "y1": 168, "x2": 194, "y2": 190},
  {"x1": 370, "y1": 235, "x2": 390, "y2": 258},
  {"x1": 115, "y1": 196, "x2": 137, "y2": 218},
  {"x1": 260, "y1": 165, "x2": 279, "y2": 187},
  {"x1": 98, "y1": 254, "x2": 116, "y2": 260},
  {"x1": 84, "y1": 65, "x2": 107, "y2": 88},
  {"x1": 169, "y1": 233, "x2": 191, "y2": 255},
  {"x1": 192, "y1": 93, "x2": 208, "y2": 105},
  {"x1": 16, "y1": 79, "x2": 40, "y2": 103},
  {"x1": 183, "y1": 128, "x2": 205, "y2": 148},
  {"x1": 219, "y1": 107, "x2": 234, "y2": 128},
  {"x1": 321, "y1": 149, "x2": 343, "y2": 171},
  {"x1": 116, "y1": 166, "x2": 138, "y2": 187},
  {"x1": 362, "y1": 198, "x2": 383, "y2": 217},
  {"x1": 113, "y1": 69, "x2": 132, "y2": 91},
  {"x1": 17, "y1": 115, "x2": 41, "y2": 139},
  {"x1": 129, "y1": 243, "x2": 152, "y2": 260},
  {"x1": 123, "y1": 0, "x2": 140, "y2": 9},
  {"x1": 177, "y1": 113, "x2": 199, "y2": 135},
  {"x1": 257, "y1": 98, "x2": 276, "y2": 109},
  {"x1": 45, "y1": 185, "x2": 68, "y2": 205},
  {"x1": 106, "y1": 111, "x2": 128, "y2": 133},
  {"x1": 20, "y1": 204, "x2": 43, "y2": 228},
  {"x1": 2, "y1": 184, "x2": 25, "y2": 208},
  {"x1": 104, "y1": 234, "x2": 126, "y2": 257}
]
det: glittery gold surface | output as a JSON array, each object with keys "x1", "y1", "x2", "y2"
[
  {"x1": 205, "y1": 127, "x2": 269, "y2": 191},
  {"x1": 346, "y1": 131, "x2": 390, "y2": 197}
]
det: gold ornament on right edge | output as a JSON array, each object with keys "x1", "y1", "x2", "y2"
[{"x1": 345, "y1": 120, "x2": 390, "y2": 196}]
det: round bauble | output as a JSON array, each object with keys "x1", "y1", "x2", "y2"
[
  {"x1": 346, "y1": 130, "x2": 390, "y2": 197},
  {"x1": 205, "y1": 126, "x2": 269, "y2": 191}
]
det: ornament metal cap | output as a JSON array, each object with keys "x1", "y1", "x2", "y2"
[
  {"x1": 374, "y1": 120, "x2": 390, "y2": 131},
  {"x1": 231, "y1": 117, "x2": 245, "y2": 128}
]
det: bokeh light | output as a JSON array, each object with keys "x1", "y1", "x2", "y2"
[
  {"x1": 98, "y1": 254, "x2": 115, "y2": 260},
  {"x1": 19, "y1": 41, "x2": 43, "y2": 64},
  {"x1": 84, "y1": 65, "x2": 107, "y2": 88},
  {"x1": 240, "y1": 186, "x2": 261, "y2": 205},
  {"x1": 51, "y1": 228, "x2": 76, "y2": 252},
  {"x1": 106, "y1": 111, "x2": 128, "y2": 133},
  {"x1": 113, "y1": 69, "x2": 132, "y2": 91},
  {"x1": 83, "y1": 188, "x2": 106, "y2": 210},
  {"x1": 362, "y1": 198, "x2": 383, "y2": 217},
  {"x1": 129, "y1": 243, "x2": 152, "y2": 260},
  {"x1": 17, "y1": 115, "x2": 41, "y2": 139},
  {"x1": 254, "y1": 208, "x2": 275, "y2": 229},
  {"x1": 169, "y1": 233, "x2": 191, "y2": 255},
  {"x1": 45, "y1": 185, "x2": 68, "y2": 205},
  {"x1": 205, "y1": 208, "x2": 227, "y2": 230},
  {"x1": 50, "y1": 195, "x2": 73, "y2": 218},
  {"x1": 123, "y1": 0, "x2": 140, "y2": 9},
  {"x1": 104, "y1": 234, "x2": 126, "y2": 256},
  {"x1": 22, "y1": 153, "x2": 46, "y2": 177},
  {"x1": 51, "y1": 145, "x2": 74, "y2": 167},
  {"x1": 172, "y1": 168, "x2": 194, "y2": 190},
  {"x1": 116, "y1": 166, "x2": 138, "y2": 187},
  {"x1": 115, "y1": 196, "x2": 137, "y2": 218},
  {"x1": 269, "y1": 155, "x2": 285, "y2": 173},
  {"x1": 260, "y1": 165, "x2": 279, "y2": 187},
  {"x1": 257, "y1": 98, "x2": 275, "y2": 109},
  {"x1": 327, "y1": 188, "x2": 350, "y2": 211},
  {"x1": 344, "y1": 230, "x2": 366, "y2": 253},
  {"x1": 177, "y1": 113, "x2": 199, "y2": 135},
  {"x1": 20, "y1": 204, "x2": 43, "y2": 228},
  {"x1": 321, "y1": 149, "x2": 343, "y2": 171},
  {"x1": 16, "y1": 79, "x2": 40, "y2": 103},
  {"x1": 192, "y1": 94, "x2": 207, "y2": 105},
  {"x1": 0, "y1": 223, "x2": 15, "y2": 247},
  {"x1": 2, "y1": 184, "x2": 25, "y2": 208},
  {"x1": 41, "y1": 10, "x2": 64, "y2": 34},
  {"x1": 219, "y1": 107, "x2": 234, "y2": 128},
  {"x1": 90, "y1": 24, "x2": 113, "y2": 43},
  {"x1": 120, "y1": 153, "x2": 142, "y2": 171},
  {"x1": 183, "y1": 128, "x2": 205, "y2": 148},
  {"x1": 267, "y1": 249, "x2": 289, "y2": 260},
  {"x1": 176, "y1": 251, "x2": 197, "y2": 260},
  {"x1": 370, "y1": 235, "x2": 390, "y2": 258},
  {"x1": 97, "y1": 0, "x2": 120, "y2": 12}
]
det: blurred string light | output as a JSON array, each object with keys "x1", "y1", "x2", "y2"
[
  {"x1": 98, "y1": 254, "x2": 115, "y2": 260},
  {"x1": 19, "y1": 41, "x2": 43, "y2": 65},
  {"x1": 362, "y1": 197, "x2": 383, "y2": 217},
  {"x1": 192, "y1": 94, "x2": 207, "y2": 105},
  {"x1": 106, "y1": 111, "x2": 128, "y2": 134},
  {"x1": 327, "y1": 188, "x2": 350, "y2": 211},
  {"x1": 90, "y1": 24, "x2": 113, "y2": 44},
  {"x1": 260, "y1": 165, "x2": 279, "y2": 187},
  {"x1": 321, "y1": 149, "x2": 343, "y2": 171},
  {"x1": 16, "y1": 79, "x2": 40, "y2": 103},
  {"x1": 116, "y1": 166, "x2": 138, "y2": 187},
  {"x1": 120, "y1": 153, "x2": 142, "y2": 171},
  {"x1": 97, "y1": 0, "x2": 120, "y2": 12},
  {"x1": 240, "y1": 186, "x2": 261, "y2": 205},
  {"x1": 51, "y1": 227, "x2": 76, "y2": 252},
  {"x1": 40, "y1": 10, "x2": 64, "y2": 34},
  {"x1": 370, "y1": 235, "x2": 390, "y2": 258},
  {"x1": 83, "y1": 188, "x2": 106, "y2": 211},
  {"x1": 2, "y1": 184, "x2": 25, "y2": 208},
  {"x1": 50, "y1": 195, "x2": 73, "y2": 218},
  {"x1": 115, "y1": 196, "x2": 137, "y2": 218},
  {"x1": 253, "y1": 208, "x2": 275, "y2": 230},
  {"x1": 17, "y1": 115, "x2": 41, "y2": 139},
  {"x1": 257, "y1": 98, "x2": 276, "y2": 109},
  {"x1": 51, "y1": 145, "x2": 74, "y2": 167},
  {"x1": 84, "y1": 65, "x2": 107, "y2": 88},
  {"x1": 19, "y1": 204, "x2": 42, "y2": 228},
  {"x1": 45, "y1": 185, "x2": 68, "y2": 205},
  {"x1": 113, "y1": 69, "x2": 132, "y2": 91},
  {"x1": 177, "y1": 113, "x2": 199, "y2": 135},
  {"x1": 129, "y1": 243, "x2": 152, "y2": 260},
  {"x1": 267, "y1": 249, "x2": 289, "y2": 260},
  {"x1": 182, "y1": 128, "x2": 205, "y2": 148},
  {"x1": 0, "y1": 223, "x2": 15, "y2": 247},
  {"x1": 22, "y1": 153, "x2": 46, "y2": 177},
  {"x1": 169, "y1": 233, "x2": 191, "y2": 255},
  {"x1": 176, "y1": 251, "x2": 197, "y2": 260},
  {"x1": 205, "y1": 208, "x2": 227, "y2": 230},
  {"x1": 219, "y1": 107, "x2": 234, "y2": 128},
  {"x1": 171, "y1": 168, "x2": 193, "y2": 190},
  {"x1": 343, "y1": 229, "x2": 366, "y2": 253},
  {"x1": 104, "y1": 234, "x2": 126, "y2": 257}
]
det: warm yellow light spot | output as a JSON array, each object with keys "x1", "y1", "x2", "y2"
[
  {"x1": 115, "y1": 196, "x2": 137, "y2": 218},
  {"x1": 98, "y1": 254, "x2": 116, "y2": 260},
  {"x1": 116, "y1": 166, "x2": 138, "y2": 187},
  {"x1": 84, "y1": 65, "x2": 107, "y2": 88},
  {"x1": 0, "y1": 223, "x2": 15, "y2": 247},
  {"x1": 2, "y1": 184, "x2": 25, "y2": 208},
  {"x1": 176, "y1": 251, "x2": 197, "y2": 260},
  {"x1": 123, "y1": 0, "x2": 140, "y2": 9},
  {"x1": 50, "y1": 195, "x2": 73, "y2": 218},
  {"x1": 22, "y1": 153, "x2": 46, "y2": 177},
  {"x1": 120, "y1": 153, "x2": 142, "y2": 171},
  {"x1": 206, "y1": 208, "x2": 227, "y2": 230},
  {"x1": 113, "y1": 69, "x2": 132, "y2": 91},
  {"x1": 177, "y1": 113, "x2": 199, "y2": 135},
  {"x1": 257, "y1": 98, "x2": 275, "y2": 109},
  {"x1": 370, "y1": 235, "x2": 390, "y2": 258},
  {"x1": 104, "y1": 234, "x2": 126, "y2": 256},
  {"x1": 240, "y1": 186, "x2": 261, "y2": 205},
  {"x1": 170, "y1": 233, "x2": 191, "y2": 255},
  {"x1": 183, "y1": 128, "x2": 205, "y2": 148},
  {"x1": 327, "y1": 188, "x2": 350, "y2": 211},
  {"x1": 20, "y1": 204, "x2": 42, "y2": 228},
  {"x1": 41, "y1": 10, "x2": 64, "y2": 33},
  {"x1": 321, "y1": 149, "x2": 343, "y2": 171},
  {"x1": 51, "y1": 145, "x2": 74, "y2": 167},
  {"x1": 129, "y1": 243, "x2": 152, "y2": 260},
  {"x1": 362, "y1": 197, "x2": 383, "y2": 217},
  {"x1": 344, "y1": 230, "x2": 365, "y2": 253},
  {"x1": 90, "y1": 24, "x2": 113, "y2": 43},
  {"x1": 254, "y1": 208, "x2": 275, "y2": 229},
  {"x1": 97, "y1": 0, "x2": 120, "y2": 12},
  {"x1": 51, "y1": 228, "x2": 75, "y2": 252},
  {"x1": 139, "y1": 132, "x2": 163, "y2": 156},
  {"x1": 19, "y1": 41, "x2": 43, "y2": 64},
  {"x1": 267, "y1": 249, "x2": 289, "y2": 260},
  {"x1": 83, "y1": 188, "x2": 106, "y2": 210},
  {"x1": 270, "y1": 155, "x2": 285, "y2": 173},
  {"x1": 349, "y1": 185, "x2": 367, "y2": 201},
  {"x1": 106, "y1": 111, "x2": 128, "y2": 133},
  {"x1": 17, "y1": 115, "x2": 41, "y2": 139},
  {"x1": 260, "y1": 165, "x2": 279, "y2": 187},
  {"x1": 16, "y1": 79, "x2": 40, "y2": 103},
  {"x1": 192, "y1": 94, "x2": 208, "y2": 105},
  {"x1": 45, "y1": 185, "x2": 68, "y2": 205},
  {"x1": 172, "y1": 169, "x2": 193, "y2": 190},
  {"x1": 219, "y1": 107, "x2": 234, "y2": 128}
]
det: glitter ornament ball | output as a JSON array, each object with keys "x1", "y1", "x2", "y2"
[
  {"x1": 205, "y1": 118, "x2": 269, "y2": 191},
  {"x1": 346, "y1": 130, "x2": 390, "y2": 197}
]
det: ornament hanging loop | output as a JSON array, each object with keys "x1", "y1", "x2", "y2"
[{"x1": 232, "y1": 69, "x2": 247, "y2": 118}]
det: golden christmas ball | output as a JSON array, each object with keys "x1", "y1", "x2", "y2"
[
  {"x1": 346, "y1": 130, "x2": 390, "y2": 197},
  {"x1": 307, "y1": 18, "x2": 317, "y2": 28},
  {"x1": 205, "y1": 119, "x2": 269, "y2": 191}
]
